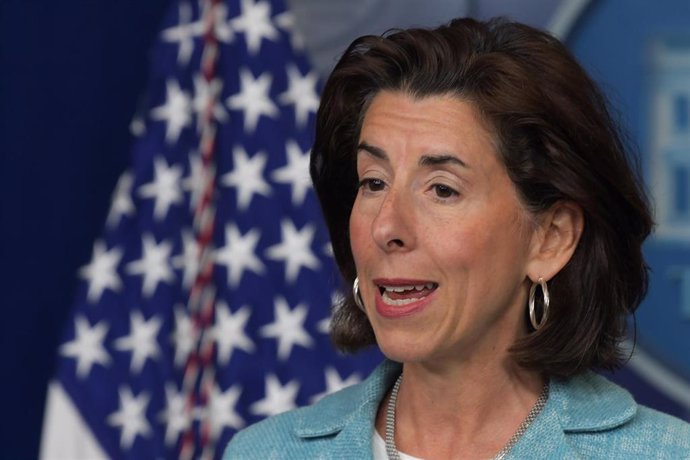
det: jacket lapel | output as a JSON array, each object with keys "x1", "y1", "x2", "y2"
[
  {"x1": 293, "y1": 360, "x2": 401, "y2": 459},
  {"x1": 506, "y1": 371, "x2": 637, "y2": 458},
  {"x1": 506, "y1": 398, "x2": 585, "y2": 459}
]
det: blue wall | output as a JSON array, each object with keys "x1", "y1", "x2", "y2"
[{"x1": 0, "y1": 2, "x2": 172, "y2": 457}]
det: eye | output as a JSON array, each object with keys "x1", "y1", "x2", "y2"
[
  {"x1": 358, "y1": 178, "x2": 386, "y2": 192},
  {"x1": 432, "y1": 183, "x2": 459, "y2": 199}
]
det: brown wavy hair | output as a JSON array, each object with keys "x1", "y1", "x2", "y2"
[{"x1": 309, "y1": 17, "x2": 653, "y2": 378}]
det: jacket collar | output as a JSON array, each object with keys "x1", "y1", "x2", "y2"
[
  {"x1": 550, "y1": 370, "x2": 637, "y2": 432},
  {"x1": 294, "y1": 360, "x2": 401, "y2": 438},
  {"x1": 293, "y1": 360, "x2": 400, "y2": 459},
  {"x1": 293, "y1": 360, "x2": 637, "y2": 454},
  {"x1": 508, "y1": 371, "x2": 637, "y2": 458}
]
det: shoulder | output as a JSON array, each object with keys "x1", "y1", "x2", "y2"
[
  {"x1": 222, "y1": 383, "x2": 361, "y2": 459},
  {"x1": 222, "y1": 360, "x2": 401, "y2": 460},
  {"x1": 567, "y1": 406, "x2": 690, "y2": 458},
  {"x1": 222, "y1": 406, "x2": 306, "y2": 460},
  {"x1": 612, "y1": 405, "x2": 690, "y2": 453},
  {"x1": 556, "y1": 372, "x2": 690, "y2": 458}
]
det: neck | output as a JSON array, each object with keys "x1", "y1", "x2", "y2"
[{"x1": 377, "y1": 357, "x2": 545, "y2": 459}]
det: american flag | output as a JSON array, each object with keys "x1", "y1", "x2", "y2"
[{"x1": 40, "y1": 0, "x2": 380, "y2": 458}]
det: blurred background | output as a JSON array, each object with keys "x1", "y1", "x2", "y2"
[{"x1": 1, "y1": 0, "x2": 689, "y2": 458}]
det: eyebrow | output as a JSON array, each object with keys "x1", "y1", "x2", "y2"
[
  {"x1": 419, "y1": 154, "x2": 468, "y2": 169},
  {"x1": 357, "y1": 142, "x2": 468, "y2": 168},
  {"x1": 357, "y1": 142, "x2": 387, "y2": 160}
]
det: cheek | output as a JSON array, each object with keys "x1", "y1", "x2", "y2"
[
  {"x1": 428, "y1": 216, "x2": 511, "y2": 281},
  {"x1": 433, "y1": 232, "x2": 480, "y2": 278},
  {"x1": 427, "y1": 214, "x2": 483, "y2": 255}
]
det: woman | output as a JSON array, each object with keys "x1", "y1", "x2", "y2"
[{"x1": 225, "y1": 17, "x2": 690, "y2": 459}]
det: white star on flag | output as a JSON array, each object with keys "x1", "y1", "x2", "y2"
[
  {"x1": 323, "y1": 242, "x2": 334, "y2": 258},
  {"x1": 192, "y1": 74, "x2": 227, "y2": 131},
  {"x1": 317, "y1": 291, "x2": 343, "y2": 334},
  {"x1": 130, "y1": 114, "x2": 146, "y2": 137},
  {"x1": 150, "y1": 79, "x2": 192, "y2": 144},
  {"x1": 202, "y1": 384, "x2": 245, "y2": 440},
  {"x1": 250, "y1": 374, "x2": 299, "y2": 417},
  {"x1": 220, "y1": 146, "x2": 272, "y2": 210},
  {"x1": 260, "y1": 296, "x2": 313, "y2": 360},
  {"x1": 274, "y1": 10, "x2": 304, "y2": 50},
  {"x1": 125, "y1": 234, "x2": 176, "y2": 297},
  {"x1": 271, "y1": 139, "x2": 312, "y2": 206},
  {"x1": 181, "y1": 152, "x2": 214, "y2": 212},
  {"x1": 158, "y1": 382, "x2": 192, "y2": 447},
  {"x1": 226, "y1": 68, "x2": 279, "y2": 133},
  {"x1": 160, "y1": 1, "x2": 202, "y2": 66},
  {"x1": 171, "y1": 229, "x2": 200, "y2": 289},
  {"x1": 106, "y1": 171, "x2": 135, "y2": 228},
  {"x1": 204, "y1": 1, "x2": 235, "y2": 44},
  {"x1": 316, "y1": 316, "x2": 330, "y2": 335},
  {"x1": 59, "y1": 316, "x2": 111, "y2": 379},
  {"x1": 278, "y1": 64, "x2": 319, "y2": 127},
  {"x1": 265, "y1": 218, "x2": 320, "y2": 283},
  {"x1": 113, "y1": 311, "x2": 163, "y2": 373},
  {"x1": 310, "y1": 367, "x2": 361, "y2": 403},
  {"x1": 214, "y1": 224, "x2": 265, "y2": 287},
  {"x1": 78, "y1": 240, "x2": 123, "y2": 304},
  {"x1": 107, "y1": 386, "x2": 152, "y2": 449},
  {"x1": 210, "y1": 301, "x2": 255, "y2": 365},
  {"x1": 137, "y1": 156, "x2": 184, "y2": 220},
  {"x1": 231, "y1": 0, "x2": 279, "y2": 55},
  {"x1": 171, "y1": 305, "x2": 196, "y2": 368}
]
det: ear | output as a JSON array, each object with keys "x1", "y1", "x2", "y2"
[{"x1": 526, "y1": 200, "x2": 584, "y2": 282}]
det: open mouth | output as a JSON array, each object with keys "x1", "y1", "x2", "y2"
[{"x1": 377, "y1": 282, "x2": 439, "y2": 306}]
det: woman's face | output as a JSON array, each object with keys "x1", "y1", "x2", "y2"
[{"x1": 350, "y1": 91, "x2": 539, "y2": 365}]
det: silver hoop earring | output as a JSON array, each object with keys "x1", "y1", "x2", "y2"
[
  {"x1": 353, "y1": 277, "x2": 365, "y2": 312},
  {"x1": 529, "y1": 277, "x2": 550, "y2": 330}
]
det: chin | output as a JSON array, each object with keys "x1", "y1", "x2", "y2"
[{"x1": 375, "y1": 336, "x2": 432, "y2": 364}]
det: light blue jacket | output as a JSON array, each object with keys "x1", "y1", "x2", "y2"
[{"x1": 224, "y1": 360, "x2": 690, "y2": 459}]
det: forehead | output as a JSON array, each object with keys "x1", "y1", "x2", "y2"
[{"x1": 358, "y1": 91, "x2": 498, "y2": 166}]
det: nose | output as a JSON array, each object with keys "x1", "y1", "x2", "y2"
[{"x1": 371, "y1": 189, "x2": 415, "y2": 252}]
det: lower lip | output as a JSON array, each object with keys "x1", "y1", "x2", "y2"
[{"x1": 374, "y1": 289, "x2": 435, "y2": 318}]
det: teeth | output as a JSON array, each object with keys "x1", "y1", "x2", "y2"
[
  {"x1": 381, "y1": 296, "x2": 421, "y2": 306},
  {"x1": 379, "y1": 283, "x2": 437, "y2": 306},
  {"x1": 383, "y1": 283, "x2": 435, "y2": 292}
]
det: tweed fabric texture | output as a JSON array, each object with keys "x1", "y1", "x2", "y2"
[{"x1": 223, "y1": 360, "x2": 690, "y2": 459}]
